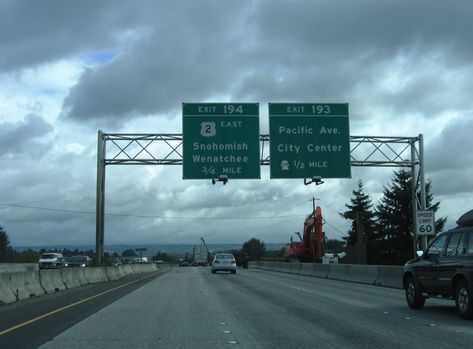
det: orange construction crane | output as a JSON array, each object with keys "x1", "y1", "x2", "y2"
[{"x1": 284, "y1": 205, "x2": 324, "y2": 262}]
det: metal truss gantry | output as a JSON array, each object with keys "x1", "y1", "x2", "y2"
[{"x1": 96, "y1": 131, "x2": 426, "y2": 264}]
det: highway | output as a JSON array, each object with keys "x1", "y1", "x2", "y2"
[{"x1": 1, "y1": 267, "x2": 472, "y2": 348}]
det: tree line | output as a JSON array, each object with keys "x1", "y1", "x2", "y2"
[
  {"x1": 340, "y1": 169, "x2": 446, "y2": 265},
  {"x1": 0, "y1": 168, "x2": 447, "y2": 266}
]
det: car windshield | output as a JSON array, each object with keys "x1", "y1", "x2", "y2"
[
  {"x1": 40, "y1": 254, "x2": 57, "y2": 259},
  {"x1": 2, "y1": 1, "x2": 472, "y2": 347},
  {"x1": 427, "y1": 234, "x2": 448, "y2": 257}
]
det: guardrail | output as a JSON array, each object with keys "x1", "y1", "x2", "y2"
[
  {"x1": 248, "y1": 261, "x2": 403, "y2": 289},
  {"x1": 0, "y1": 263, "x2": 159, "y2": 305}
]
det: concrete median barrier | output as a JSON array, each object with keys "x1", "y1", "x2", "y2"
[
  {"x1": 131, "y1": 264, "x2": 141, "y2": 273},
  {"x1": 39, "y1": 269, "x2": 66, "y2": 293},
  {"x1": 312, "y1": 264, "x2": 330, "y2": 278},
  {"x1": 105, "y1": 266, "x2": 120, "y2": 281},
  {"x1": 327, "y1": 264, "x2": 378, "y2": 285},
  {"x1": 270, "y1": 262, "x2": 280, "y2": 272},
  {"x1": 61, "y1": 268, "x2": 88, "y2": 289},
  {"x1": 290, "y1": 263, "x2": 302, "y2": 274},
  {"x1": 9, "y1": 271, "x2": 45, "y2": 301},
  {"x1": 83, "y1": 267, "x2": 108, "y2": 284},
  {"x1": 276, "y1": 262, "x2": 291, "y2": 273},
  {"x1": 247, "y1": 261, "x2": 403, "y2": 289},
  {"x1": 0, "y1": 263, "x2": 38, "y2": 273},
  {"x1": 327, "y1": 264, "x2": 350, "y2": 281},
  {"x1": 299, "y1": 263, "x2": 314, "y2": 276},
  {"x1": 375, "y1": 266, "x2": 403, "y2": 289},
  {"x1": 118, "y1": 264, "x2": 134, "y2": 276},
  {"x1": 269, "y1": 262, "x2": 281, "y2": 272},
  {"x1": 0, "y1": 273, "x2": 16, "y2": 304}
]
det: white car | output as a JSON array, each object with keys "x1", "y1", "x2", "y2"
[
  {"x1": 38, "y1": 253, "x2": 65, "y2": 269},
  {"x1": 211, "y1": 253, "x2": 237, "y2": 274}
]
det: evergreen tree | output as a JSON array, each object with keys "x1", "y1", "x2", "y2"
[
  {"x1": 375, "y1": 169, "x2": 413, "y2": 264},
  {"x1": 241, "y1": 238, "x2": 266, "y2": 260},
  {"x1": 0, "y1": 226, "x2": 12, "y2": 262},
  {"x1": 422, "y1": 181, "x2": 447, "y2": 235},
  {"x1": 340, "y1": 180, "x2": 376, "y2": 246},
  {"x1": 375, "y1": 169, "x2": 445, "y2": 264}
]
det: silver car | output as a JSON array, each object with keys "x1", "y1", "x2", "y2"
[{"x1": 211, "y1": 253, "x2": 237, "y2": 274}]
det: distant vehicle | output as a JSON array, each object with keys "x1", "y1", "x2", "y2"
[
  {"x1": 192, "y1": 242, "x2": 209, "y2": 266},
  {"x1": 211, "y1": 253, "x2": 237, "y2": 274},
  {"x1": 403, "y1": 209, "x2": 473, "y2": 319},
  {"x1": 111, "y1": 258, "x2": 122, "y2": 266},
  {"x1": 66, "y1": 255, "x2": 92, "y2": 267},
  {"x1": 179, "y1": 260, "x2": 191, "y2": 267},
  {"x1": 38, "y1": 253, "x2": 65, "y2": 269},
  {"x1": 133, "y1": 257, "x2": 148, "y2": 263}
]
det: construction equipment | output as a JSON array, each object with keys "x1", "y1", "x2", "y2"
[{"x1": 284, "y1": 206, "x2": 324, "y2": 263}]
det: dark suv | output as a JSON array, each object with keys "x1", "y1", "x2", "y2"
[{"x1": 403, "y1": 209, "x2": 473, "y2": 319}]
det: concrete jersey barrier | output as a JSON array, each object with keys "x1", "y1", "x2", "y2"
[
  {"x1": 40, "y1": 269, "x2": 66, "y2": 293},
  {"x1": 299, "y1": 263, "x2": 314, "y2": 276},
  {"x1": 0, "y1": 273, "x2": 16, "y2": 304},
  {"x1": 327, "y1": 264, "x2": 378, "y2": 285},
  {"x1": 312, "y1": 264, "x2": 330, "y2": 278},
  {"x1": 375, "y1": 266, "x2": 404, "y2": 289},
  {"x1": 0, "y1": 263, "x2": 38, "y2": 273},
  {"x1": 249, "y1": 261, "x2": 403, "y2": 289},
  {"x1": 9, "y1": 270, "x2": 45, "y2": 301},
  {"x1": 61, "y1": 268, "x2": 88, "y2": 289},
  {"x1": 0, "y1": 264, "x2": 160, "y2": 305},
  {"x1": 83, "y1": 267, "x2": 109, "y2": 283},
  {"x1": 105, "y1": 266, "x2": 120, "y2": 281}
]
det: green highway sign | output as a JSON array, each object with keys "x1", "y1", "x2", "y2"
[
  {"x1": 182, "y1": 103, "x2": 260, "y2": 179},
  {"x1": 269, "y1": 103, "x2": 351, "y2": 179}
]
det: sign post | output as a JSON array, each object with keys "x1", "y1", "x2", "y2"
[
  {"x1": 183, "y1": 103, "x2": 260, "y2": 179},
  {"x1": 269, "y1": 103, "x2": 351, "y2": 179}
]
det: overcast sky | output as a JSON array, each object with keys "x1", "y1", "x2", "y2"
[{"x1": 1, "y1": 0, "x2": 473, "y2": 247}]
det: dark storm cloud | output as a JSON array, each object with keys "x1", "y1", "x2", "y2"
[
  {"x1": 60, "y1": 0, "x2": 473, "y2": 124},
  {"x1": 0, "y1": 0, "x2": 153, "y2": 71},
  {"x1": 427, "y1": 116, "x2": 473, "y2": 170},
  {"x1": 236, "y1": 0, "x2": 473, "y2": 115},
  {"x1": 3, "y1": 0, "x2": 473, "y2": 245},
  {"x1": 0, "y1": 114, "x2": 53, "y2": 156},
  {"x1": 61, "y1": 1, "x2": 248, "y2": 123}
]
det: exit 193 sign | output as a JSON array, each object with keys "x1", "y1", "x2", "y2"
[{"x1": 269, "y1": 103, "x2": 351, "y2": 179}]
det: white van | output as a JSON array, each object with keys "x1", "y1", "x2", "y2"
[{"x1": 38, "y1": 253, "x2": 65, "y2": 269}]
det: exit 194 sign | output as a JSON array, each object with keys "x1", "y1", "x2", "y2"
[{"x1": 182, "y1": 103, "x2": 260, "y2": 179}]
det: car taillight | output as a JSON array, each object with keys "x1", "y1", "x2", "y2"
[{"x1": 231, "y1": 260, "x2": 236, "y2": 264}]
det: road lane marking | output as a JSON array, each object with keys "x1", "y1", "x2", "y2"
[{"x1": 0, "y1": 272, "x2": 159, "y2": 336}]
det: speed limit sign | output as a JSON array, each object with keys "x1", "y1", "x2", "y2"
[{"x1": 416, "y1": 210, "x2": 436, "y2": 236}]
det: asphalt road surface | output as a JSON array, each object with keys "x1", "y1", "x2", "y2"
[{"x1": 2, "y1": 267, "x2": 473, "y2": 348}]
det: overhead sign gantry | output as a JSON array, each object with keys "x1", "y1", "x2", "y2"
[{"x1": 96, "y1": 103, "x2": 428, "y2": 264}]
